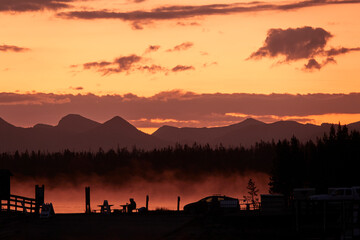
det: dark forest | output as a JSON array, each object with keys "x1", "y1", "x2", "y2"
[{"x1": 1, "y1": 125, "x2": 359, "y2": 195}]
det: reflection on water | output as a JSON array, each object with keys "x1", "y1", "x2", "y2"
[{"x1": 11, "y1": 173, "x2": 268, "y2": 213}]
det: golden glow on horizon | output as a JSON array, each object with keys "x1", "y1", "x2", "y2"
[
  {"x1": 226, "y1": 113, "x2": 360, "y2": 125},
  {"x1": 138, "y1": 128, "x2": 159, "y2": 134}
]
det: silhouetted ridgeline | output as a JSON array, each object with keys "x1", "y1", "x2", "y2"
[
  {"x1": 2, "y1": 114, "x2": 360, "y2": 151},
  {"x1": 1, "y1": 125, "x2": 360, "y2": 191}
]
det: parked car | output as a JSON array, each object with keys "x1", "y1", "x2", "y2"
[
  {"x1": 309, "y1": 186, "x2": 360, "y2": 201},
  {"x1": 184, "y1": 195, "x2": 239, "y2": 214}
]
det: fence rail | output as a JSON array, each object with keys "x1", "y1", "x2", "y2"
[{"x1": 0, "y1": 194, "x2": 37, "y2": 213}]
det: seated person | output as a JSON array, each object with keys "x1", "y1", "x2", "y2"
[{"x1": 128, "y1": 198, "x2": 136, "y2": 213}]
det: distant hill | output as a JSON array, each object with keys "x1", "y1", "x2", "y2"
[
  {"x1": 0, "y1": 114, "x2": 168, "y2": 152},
  {"x1": 1, "y1": 114, "x2": 360, "y2": 152},
  {"x1": 153, "y1": 118, "x2": 360, "y2": 147}
]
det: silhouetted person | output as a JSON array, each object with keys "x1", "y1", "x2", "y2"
[{"x1": 128, "y1": 198, "x2": 136, "y2": 213}]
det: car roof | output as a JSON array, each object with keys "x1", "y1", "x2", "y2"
[{"x1": 199, "y1": 195, "x2": 237, "y2": 201}]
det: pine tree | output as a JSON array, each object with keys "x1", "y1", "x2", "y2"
[{"x1": 246, "y1": 178, "x2": 259, "y2": 209}]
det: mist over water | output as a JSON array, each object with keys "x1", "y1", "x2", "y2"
[{"x1": 11, "y1": 173, "x2": 269, "y2": 213}]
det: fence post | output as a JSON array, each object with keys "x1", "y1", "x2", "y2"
[
  {"x1": 177, "y1": 196, "x2": 180, "y2": 211},
  {"x1": 146, "y1": 195, "x2": 149, "y2": 211},
  {"x1": 35, "y1": 185, "x2": 45, "y2": 215},
  {"x1": 85, "y1": 187, "x2": 91, "y2": 214}
]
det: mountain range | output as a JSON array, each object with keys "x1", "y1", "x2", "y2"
[{"x1": 1, "y1": 114, "x2": 360, "y2": 152}]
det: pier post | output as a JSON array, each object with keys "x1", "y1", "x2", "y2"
[
  {"x1": 85, "y1": 187, "x2": 91, "y2": 214},
  {"x1": 35, "y1": 185, "x2": 45, "y2": 215},
  {"x1": 177, "y1": 196, "x2": 180, "y2": 211},
  {"x1": 146, "y1": 195, "x2": 149, "y2": 211}
]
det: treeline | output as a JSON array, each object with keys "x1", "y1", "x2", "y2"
[
  {"x1": 0, "y1": 143, "x2": 275, "y2": 187},
  {"x1": 269, "y1": 125, "x2": 360, "y2": 196},
  {"x1": 1, "y1": 125, "x2": 360, "y2": 192}
]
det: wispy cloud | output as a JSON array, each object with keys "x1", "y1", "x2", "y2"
[
  {"x1": 166, "y1": 42, "x2": 194, "y2": 52},
  {"x1": 0, "y1": 44, "x2": 30, "y2": 52},
  {"x1": 144, "y1": 45, "x2": 161, "y2": 54},
  {"x1": 0, "y1": 0, "x2": 74, "y2": 12},
  {"x1": 57, "y1": 0, "x2": 360, "y2": 29},
  {"x1": 171, "y1": 65, "x2": 195, "y2": 72},
  {"x1": 2, "y1": 91, "x2": 360, "y2": 128},
  {"x1": 82, "y1": 54, "x2": 142, "y2": 75},
  {"x1": 69, "y1": 86, "x2": 84, "y2": 91},
  {"x1": 78, "y1": 55, "x2": 195, "y2": 75},
  {"x1": 248, "y1": 26, "x2": 360, "y2": 71},
  {"x1": 75, "y1": 45, "x2": 197, "y2": 75}
]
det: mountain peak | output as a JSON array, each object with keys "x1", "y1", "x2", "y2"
[
  {"x1": 57, "y1": 114, "x2": 100, "y2": 132},
  {"x1": 229, "y1": 118, "x2": 265, "y2": 128},
  {"x1": 241, "y1": 118, "x2": 264, "y2": 124},
  {"x1": 0, "y1": 117, "x2": 15, "y2": 129},
  {"x1": 103, "y1": 116, "x2": 135, "y2": 129}
]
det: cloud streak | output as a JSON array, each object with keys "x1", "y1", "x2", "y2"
[
  {"x1": 76, "y1": 46, "x2": 197, "y2": 75},
  {"x1": 171, "y1": 65, "x2": 195, "y2": 72},
  {"x1": 0, "y1": 44, "x2": 30, "y2": 52},
  {"x1": 2, "y1": 91, "x2": 360, "y2": 128},
  {"x1": 0, "y1": 0, "x2": 74, "y2": 12},
  {"x1": 57, "y1": 0, "x2": 360, "y2": 28},
  {"x1": 144, "y1": 45, "x2": 161, "y2": 54},
  {"x1": 81, "y1": 54, "x2": 144, "y2": 75},
  {"x1": 166, "y1": 42, "x2": 194, "y2": 52},
  {"x1": 248, "y1": 26, "x2": 360, "y2": 70},
  {"x1": 80, "y1": 55, "x2": 195, "y2": 75}
]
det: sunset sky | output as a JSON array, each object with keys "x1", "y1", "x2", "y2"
[{"x1": 1, "y1": 0, "x2": 360, "y2": 133}]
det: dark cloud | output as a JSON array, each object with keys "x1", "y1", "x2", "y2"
[
  {"x1": 304, "y1": 58, "x2": 321, "y2": 70},
  {"x1": 171, "y1": 65, "x2": 195, "y2": 72},
  {"x1": 82, "y1": 55, "x2": 142, "y2": 75},
  {"x1": 69, "y1": 86, "x2": 84, "y2": 90},
  {"x1": 78, "y1": 45, "x2": 196, "y2": 75},
  {"x1": 303, "y1": 57, "x2": 337, "y2": 70},
  {"x1": 114, "y1": 55, "x2": 143, "y2": 71},
  {"x1": 138, "y1": 64, "x2": 166, "y2": 74},
  {"x1": 249, "y1": 27, "x2": 332, "y2": 61},
  {"x1": 2, "y1": 91, "x2": 360, "y2": 129},
  {"x1": 166, "y1": 42, "x2": 194, "y2": 52},
  {"x1": 325, "y1": 47, "x2": 360, "y2": 56},
  {"x1": 57, "y1": 0, "x2": 360, "y2": 29},
  {"x1": 79, "y1": 54, "x2": 194, "y2": 75},
  {"x1": 144, "y1": 45, "x2": 161, "y2": 54},
  {"x1": 83, "y1": 61, "x2": 112, "y2": 69},
  {"x1": 0, "y1": 44, "x2": 30, "y2": 52},
  {"x1": 0, "y1": 0, "x2": 73, "y2": 12},
  {"x1": 249, "y1": 26, "x2": 360, "y2": 71}
]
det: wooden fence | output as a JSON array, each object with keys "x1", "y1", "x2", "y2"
[{"x1": 0, "y1": 194, "x2": 37, "y2": 213}]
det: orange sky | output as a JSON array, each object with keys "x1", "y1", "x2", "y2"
[{"x1": 1, "y1": 0, "x2": 360, "y2": 130}]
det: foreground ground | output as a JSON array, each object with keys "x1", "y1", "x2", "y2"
[{"x1": 0, "y1": 212, "x2": 341, "y2": 240}]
